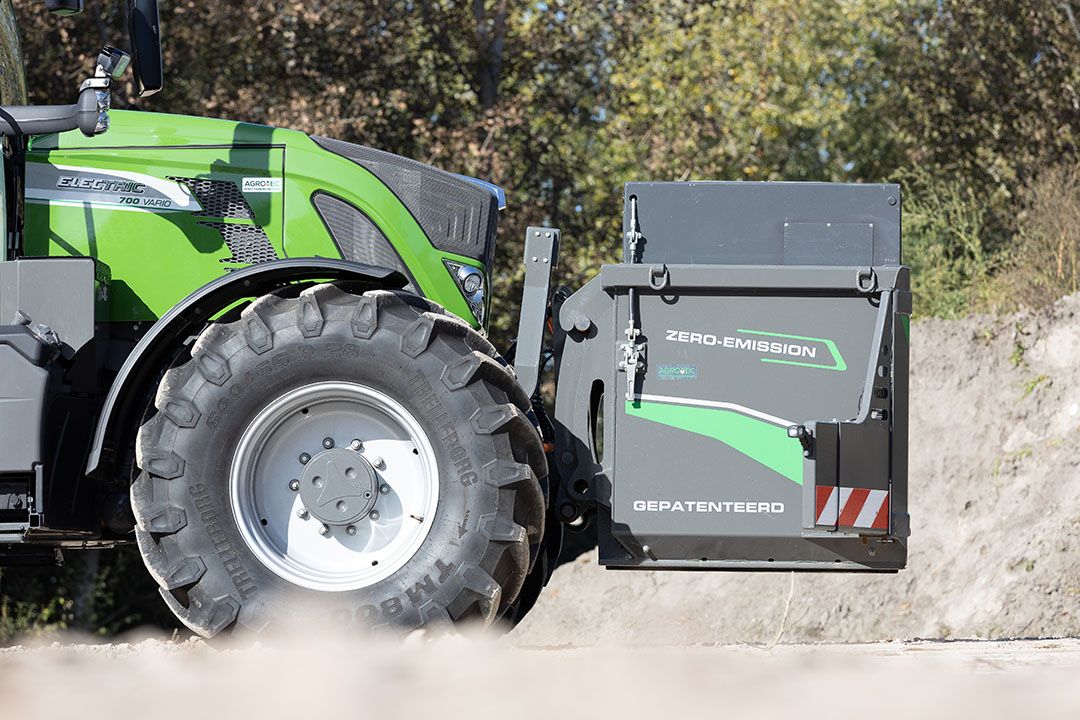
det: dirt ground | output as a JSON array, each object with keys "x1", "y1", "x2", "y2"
[
  {"x1": 3, "y1": 636, "x2": 1080, "y2": 718},
  {"x1": 5, "y1": 297, "x2": 1080, "y2": 715}
]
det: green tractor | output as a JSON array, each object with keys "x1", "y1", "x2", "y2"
[{"x1": 0, "y1": 1, "x2": 912, "y2": 637}]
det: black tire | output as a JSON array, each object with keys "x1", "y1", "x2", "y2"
[
  {"x1": 503, "y1": 510, "x2": 564, "y2": 626},
  {"x1": 131, "y1": 284, "x2": 547, "y2": 636}
]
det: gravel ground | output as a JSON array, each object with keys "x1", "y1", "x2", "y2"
[{"x1": 2, "y1": 636, "x2": 1080, "y2": 718}]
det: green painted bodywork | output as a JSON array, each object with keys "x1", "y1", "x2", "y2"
[
  {"x1": 625, "y1": 399, "x2": 804, "y2": 485},
  {"x1": 21, "y1": 110, "x2": 484, "y2": 325}
]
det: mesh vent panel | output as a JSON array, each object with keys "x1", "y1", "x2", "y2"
[
  {"x1": 171, "y1": 177, "x2": 255, "y2": 219},
  {"x1": 199, "y1": 222, "x2": 280, "y2": 264}
]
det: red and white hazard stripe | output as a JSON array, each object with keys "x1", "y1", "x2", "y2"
[{"x1": 815, "y1": 486, "x2": 889, "y2": 530}]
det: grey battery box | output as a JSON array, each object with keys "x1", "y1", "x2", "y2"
[
  {"x1": 552, "y1": 182, "x2": 909, "y2": 572},
  {"x1": 0, "y1": 325, "x2": 59, "y2": 474},
  {"x1": 0, "y1": 257, "x2": 110, "y2": 392},
  {"x1": 0, "y1": 257, "x2": 110, "y2": 531}
]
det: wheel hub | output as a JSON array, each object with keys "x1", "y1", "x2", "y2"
[
  {"x1": 229, "y1": 381, "x2": 440, "y2": 592},
  {"x1": 297, "y1": 448, "x2": 378, "y2": 526}
]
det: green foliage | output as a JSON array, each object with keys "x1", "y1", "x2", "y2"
[
  {"x1": 901, "y1": 168, "x2": 994, "y2": 317},
  {"x1": 12, "y1": 0, "x2": 1080, "y2": 329},
  {"x1": 1021, "y1": 374, "x2": 1050, "y2": 397},
  {"x1": 0, "y1": 549, "x2": 179, "y2": 643},
  {"x1": 889, "y1": 1, "x2": 1080, "y2": 225},
  {"x1": 596, "y1": 1, "x2": 901, "y2": 184},
  {"x1": 998, "y1": 165, "x2": 1080, "y2": 308}
]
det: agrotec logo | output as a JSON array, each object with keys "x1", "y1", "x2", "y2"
[
  {"x1": 242, "y1": 177, "x2": 284, "y2": 193},
  {"x1": 664, "y1": 327, "x2": 847, "y2": 372}
]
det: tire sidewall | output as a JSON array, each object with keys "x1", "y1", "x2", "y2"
[{"x1": 174, "y1": 317, "x2": 506, "y2": 631}]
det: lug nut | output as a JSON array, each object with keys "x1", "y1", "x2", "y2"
[
  {"x1": 319, "y1": 524, "x2": 331, "y2": 536},
  {"x1": 322, "y1": 437, "x2": 335, "y2": 449},
  {"x1": 370, "y1": 510, "x2": 380, "y2": 521},
  {"x1": 299, "y1": 453, "x2": 311, "y2": 464},
  {"x1": 288, "y1": 479, "x2": 300, "y2": 492},
  {"x1": 346, "y1": 525, "x2": 357, "y2": 536},
  {"x1": 370, "y1": 456, "x2": 385, "y2": 469},
  {"x1": 379, "y1": 484, "x2": 390, "y2": 495},
  {"x1": 350, "y1": 439, "x2": 362, "y2": 451},
  {"x1": 297, "y1": 508, "x2": 309, "y2": 520}
]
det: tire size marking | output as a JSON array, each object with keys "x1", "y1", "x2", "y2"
[{"x1": 208, "y1": 345, "x2": 362, "y2": 429}]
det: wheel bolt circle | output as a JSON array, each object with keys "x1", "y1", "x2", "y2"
[
  {"x1": 299, "y1": 453, "x2": 311, "y2": 464},
  {"x1": 288, "y1": 479, "x2": 300, "y2": 492},
  {"x1": 346, "y1": 525, "x2": 357, "y2": 536},
  {"x1": 322, "y1": 437, "x2": 334, "y2": 449}
]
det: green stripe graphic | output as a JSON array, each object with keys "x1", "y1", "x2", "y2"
[
  {"x1": 626, "y1": 400, "x2": 804, "y2": 485},
  {"x1": 736, "y1": 329, "x2": 847, "y2": 372}
]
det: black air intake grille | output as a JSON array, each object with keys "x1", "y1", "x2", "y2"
[
  {"x1": 312, "y1": 193, "x2": 413, "y2": 288},
  {"x1": 199, "y1": 222, "x2": 280, "y2": 264},
  {"x1": 311, "y1": 136, "x2": 498, "y2": 268},
  {"x1": 171, "y1": 177, "x2": 255, "y2": 219}
]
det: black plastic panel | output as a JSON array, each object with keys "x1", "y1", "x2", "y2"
[
  {"x1": 312, "y1": 192, "x2": 414, "y2": 290},
  {"x1": 312, "y1": 136, "x2": 498, "y2": 267}
]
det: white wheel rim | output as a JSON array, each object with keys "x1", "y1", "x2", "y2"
[{"x1": 229, "y1": 381, "x2": 440, "y2": 592}]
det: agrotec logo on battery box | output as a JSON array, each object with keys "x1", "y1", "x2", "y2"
[{"x1": 664, "y1": 327, "x2": 847, "y2": 372}]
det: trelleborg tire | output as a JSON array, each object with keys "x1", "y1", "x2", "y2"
[{"x1": 131, "y1": 284, "x2": 547, "y2": 636}]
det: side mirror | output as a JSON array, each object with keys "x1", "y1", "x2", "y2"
[{"x1": 127, "y1": 0, "x2": 163, "y2": 97}]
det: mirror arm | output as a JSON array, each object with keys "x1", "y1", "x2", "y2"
[{"x1": 0, "y1": 74, "x2": 111, "y2": 139}]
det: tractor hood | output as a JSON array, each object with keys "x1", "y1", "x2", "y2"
[
  {"x1": 25, "y1": 110, "x2": 497, "y2": 327},
  {"x1": 312, "y1": 136, "x2": 501, "y2": 272}
]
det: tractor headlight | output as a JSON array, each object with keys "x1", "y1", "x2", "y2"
[{"x1": 444, "y1": 260, "x2": 487, "y2": 325}]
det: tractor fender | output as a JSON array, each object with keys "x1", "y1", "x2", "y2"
[{"x1": 86, "y1": 258, "x2": 408, "y2": 479}]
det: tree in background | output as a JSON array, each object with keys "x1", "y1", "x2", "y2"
[{"x1": 890, "y1": 0, "x2": 1080, "y2": 314}]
